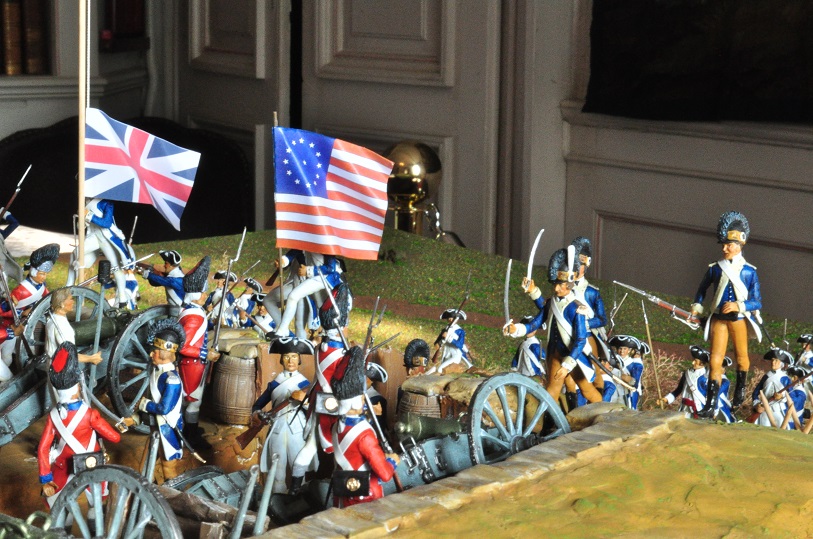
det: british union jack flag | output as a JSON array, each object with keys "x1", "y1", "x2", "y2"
[{"x1": 84, "y1": 108, "x2": 201, "y2": 231}]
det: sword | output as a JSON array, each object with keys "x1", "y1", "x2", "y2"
[
  {"x1": 173, "y1": 426, "x2": 207, "y2": 463},
  {"x1": 503, "y1": 258, "x2": 512, "y2": 325},
  {"x1": 526, "y1": 228, "x2": 545, "y2": 282}
]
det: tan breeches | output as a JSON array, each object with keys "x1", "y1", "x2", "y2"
[
  {"x1": 546, "y1": 351, "x2": 602, "y2": 403},
  {"x1": 709, "y1": 317, "x2": 750, "y2": 383}
]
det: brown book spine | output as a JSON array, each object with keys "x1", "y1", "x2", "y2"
[
  {"x1": 3, "y1": 0, "x2": 23, "y2": 75},
  {"x1": 21, "y1": 0, "x2": 46, "y2": 74}
]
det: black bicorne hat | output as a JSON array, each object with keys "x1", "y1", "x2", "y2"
[
  {"x1": 269, "y1": 336, "x2": 314, "y2": 356},
  {"x1": 147, "y1": 318, "x2": 186, "y2": 353},
  {"x1": 717, "y1": 211, "x2": 750, "y2": 245},
  {"x1": 547, "y1": 246, "x2": 581, "y2": 284},
  {"x1": 50, "y1": 341, "x2": 82, "y2": 390},
  {"x1": 183, "y1": 256, "x2": 210, "y2": 294}
]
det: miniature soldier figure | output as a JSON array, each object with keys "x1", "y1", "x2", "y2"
[
  {"x1": 717, "y1": 356, "x2": 736, "y2": 423},
  {"x1": 251, "y1": 337, "x2": 314, "y2": 494},
  {"x1": 127, "y1": 319, "x2": 187, "y2": 482},
  {"x1": 0, "y1": 211, "x2": 23, "y2": 284},
  {"x1": 45, "y1": 288, "x2": 103, "y2": 365},
  {"x1": 177, "y1": 256, "x2": 219, "y2": 449},
  {"x1": 1, "y1": 243, "x2": 60, "y2": 364},
  {"x1": 608, "y1": 335, "x2": 645, "y2": 410},
  {"x1": 242, "y1": 293, "x2": 275, "y2": 336},
  {"x1": 599, "y1": 354, "x2": 620, "y2": 403},
  {"x1": 692, "y1": 211, "x2": 762, "y2": 416},
  {"x1": 425, "y1": 308, "x2": 471, "y2": 375},
  {"x1": 138, "y1": 250, "x2": 185, "y2": 306},
  {"x1": 504, "y1": 246, "x2": 602, "y2": 405},
  {"x1": 271, "y1": 249, "x2": 344, "y2": 339},
  {"x1": 233, "y1": 277, "x2": 262, "y2": 328},
  {"x1": 67, "y1": 199, "x2": 134, "y2": 308},
  {"x1": 402, "y1": 339, "x2": 430, "y2": 377},
  {"x1": 38, "y1": 342, "x2": 121, "y2": 507},
  {"x1": 365, "y1": 362, "x2": 389, "y2": 427},
  {"x1": 658, "y1": 345, "x2": 711, "y2": 418},
  {"x1": 796, "y1": 334, "x2": 813, "y2": 370},
  {"x1": 510, "y1": 315, "x2": 546, "y2": 378},
  {"x1": 205, "y1": 270, "x2": 236, "y2": 329},
  {"x1": 752, "y1": 349, "x2": 793, "y2": 428},
  {"x1": 330, "y1": 346, "x2": 398, "y2": 508},
  {"x1": 784, "y1": 365, "x2": 807, "y2": 430},
  {"x1": 290, "y1": 284, "x2": 352, "y2": 493}
]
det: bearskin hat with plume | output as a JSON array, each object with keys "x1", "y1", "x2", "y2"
[
  {"x1": 29, "y1": 243, "x2": 60, "y2": 272},
  {"x1": 403, "y1": 338, "x2": 430, "y2": 369},
  {"x1": 570, "y1": 236, "x2": 592, "y2": 258},
  {"x1": 147, "y1": 318, "x2": 187, "y2": 351},
  {"x1": 717, "y1": 211, "x2": 750, "y2": 244},
  {"x1": 183, "y1": 256, "x2": 210, "y2": 294},
  {"x1": 547, "y1": 247, "x2": 581, "y2": 284},
  {"x1": 50, "y1": 341, "x2": 82, "y2": 390}
]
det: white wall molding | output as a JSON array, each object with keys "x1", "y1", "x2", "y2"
[{"x1": 314, "y1": 0, "x2": 455, "y2": 87}]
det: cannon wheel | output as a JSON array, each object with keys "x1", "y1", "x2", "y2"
[
  {"x1": 107, "y1": 305, "x2": 180, "y2": 434},
  {"x1": 467, "y1": 372, "x2": 569, "y2": 465},
  {"x1": 20, "y1": 285, "x2": 113, "y2": 364},
  {"x1": 50, "y1": 464, "x2": 182, "y2": 539}
]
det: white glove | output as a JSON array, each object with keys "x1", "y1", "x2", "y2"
[{"x1": 138, "y1": 397, "x2": 151, "y2": 413}]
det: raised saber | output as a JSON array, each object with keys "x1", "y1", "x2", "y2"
[
  {"x1": 525, "y1": 228, "x2": 545, "y2": 282},
  {"x1": 503, "y1": 258, "x2": 512, "y2": 325}
]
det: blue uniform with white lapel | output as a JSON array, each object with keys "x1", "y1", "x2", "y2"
[{"x1": 694, "y1": 258, "x2": 762, "y2": 340}]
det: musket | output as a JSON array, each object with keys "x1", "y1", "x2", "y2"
[
  {"x1": 363, "y1": 391, "x2": 403, "y2": 492},
  {"x1": 235, "y1": 397, "x2": 301, "y2": 450},
  {"x1": 212, "y1": 227, "x2": 247, "y2": 354},
  {"x1": 78, "y1": 253, "x2": 155, "y2": 286},
  {"x1": 586, "y1": 352, "x2": 636, "y2": 392},
  {"x1": 366, "y1": 332, "x2": 400, "y2": 358},
  {"x1": 612, "y1": 280, "x2": 702, "y2": 330},
  {"x1": 503, "y1": 259, "x2": 512, "y2": 326},
  {"x1": 0, "y1": 265, "x2": 33, "y2": 371},
  {"x1": 0, "y1": 164, "x2": 31, "y2": 221},
  {"x1": 209, "y1": 258, "x2": 262, "y2": 310},
  {"x1": 430, "y1": 271, "x2": 472, "y2": 366},
  {"x1": 641, "y1": 301, "x2": 664, "y2": 408},
  {"x1": 607, "y1": 291, "x2": 628, "y2": 337},
  {"x1": 317, "y1": 271, "x2": 349, "y2": 350},
  {"x1": 525, "y1": 228, "x2": 544, "y2": 283},
  {"x1": 363, "y1": 297, "x2": 386, "y2": 355}
]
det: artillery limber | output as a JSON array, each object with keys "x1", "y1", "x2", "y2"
[{"x1": 0, "y1": 285, "x2": 180, "y2": 445}]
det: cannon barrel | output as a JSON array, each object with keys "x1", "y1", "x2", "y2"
[
  {"x1": 393, "y1": 412, "x2": 462, "y2": 442},
  {"x1": 70, "y1": 314, "x2": 130, "y2": 347}
]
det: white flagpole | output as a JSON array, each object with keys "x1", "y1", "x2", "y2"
[{"x1": 77, "y1": 0, "x2": 90, "y2": 282}]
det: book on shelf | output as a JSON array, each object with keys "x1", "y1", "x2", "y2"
[
  {"x1": 2, "y1": 0, "x2": 23, "y2": 75},
  {"x1": 22, "y1": 0, "x2": 47, "y2": 74}
]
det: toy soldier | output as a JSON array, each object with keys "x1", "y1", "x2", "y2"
[
  {"x1": 271, "y1": 249, "x2": 344, "y2": 339},
  {"x1": 45, "y1": 288, "x2": 103, "y2": 365},
  {"x1": 402, "y1": 339, "x2": 430, "y2": 377},
  {"x1": 38, "y1": 342, "x2": 121, "y2": 507},
  {"x1": 205, "y1": 270, "x2": 236, "y2": 329},
  {"x1": 504, "y1": 246, "x2": 602, "y2": 405},
  {"x1": 138, "y1": 250, "x2": 185, "y2": 306},
  {"x1": 784, "y1": 365, "x2": 807, "y2": 430},
  {"x1": 752, "y1": 349, "x2": 792, "y2": 428},
  {"x1": 290, "y1": 283, "x2": 352, "y2": 493},
  {"x1": 658, "y1": 345, "x2": 711, "y2": 418},
  {"x1": 1, "y1": 243, "x2": 60, "y2": 365},
  {"x1": 251, "y1": 337, "x2": 314, "y2": 494},
  {"x1": 796, "y1": 334, "x2": 813, "y2": 370},
  {"x1": 242, "y1": 293, "x2": 275, "y2": 336},
  {"x1": 233, "y1": 277, "x2": 262, "y2": 327},
  {"x1": 425, "y1": 308, "x2": 471, "y2": 375},
  {"x1": 330, "y1": 346, "x2": 398, "y2": 508},
  {"x1": 608, "y1": 335, "x2": 644, "y2": 410},
  {"x1": 717, "y1": 355, "x2": 736, "y2": 423},
  {"x1": 67, "y1": 198, "x2": 134, "y2": 308},
  {"x1": 127, "y1": 319, "x2": 187, "y2": 482},
  {"x1": 691, "y1": 211, "x2": 762, "y2": 416},
  {"x1": 0, "y1": 211, "x2": 22, "y2": 284},
  {"x1": 510, "y1": 314, "x2": 545, "y2": 378},
  {"x1": 177, "y1": 256, "x2": 219, "y2": 449}
]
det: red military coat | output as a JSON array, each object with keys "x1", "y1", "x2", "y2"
[{"x1": 332, "y1": 417, "x2": 395, "y2": 507}]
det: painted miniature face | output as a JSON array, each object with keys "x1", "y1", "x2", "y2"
[
  {"x1": 692, "y1": 358, "x2": 704, "y2": 370},
  {"x1": 553, "y1": 282, "x2": 571, "y2": 297},
  {"x1": 282, "y1": 352, "x2": 299, "y2": 372},
  {"x1": 62, "y1": 294, "x2": 76, "y2": 314},
  {"x1": 163, "y1": 262, "x2": 174, "y2": 273},
  {"x1": 722, "y1": 241, "x2": 742, "y2": 260},
  {"x1": 32, "y1": 270, "x2": 48, "y2": 284},
  {"x1": 150, "y1": 348, "x2": 174, "y2": 366},
  {"x1": 257, "y1": 305, "x2": 268, "y2": 315},
  {"x1": 618, "y1": 346, "x2": 632, "y2": 357},
  {"x1": 771, "y1": 358, "x2": 783, "y2": 371}
]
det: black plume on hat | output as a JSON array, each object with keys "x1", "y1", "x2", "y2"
[
  {"x1": 50, "y1": 341, "x2": 82, "y2": 390},
  {"x1": 30, "y1": 243, "x2": 60, "y2": 270},
  {"x1": 183, "y1": 256, "x2": 210, "y2": 294},
  {"x1": 717, "y1": 211, "x2": 750, "y2": 244},
  {"x1": 319, "y1": 281, "x2": 352, "y2": 329},
  {"x1": 147, "y1": 318, "x2": 187, "y2": 350},
  {"x1": 571, "y1": 236, "x2": 592, "y2": 258},
  {"x1": 547, "y1": 247, "x2": 581, "y2": 284},
  {"x1": 332, "y1": 346, "x2": 366, "y2": 400}
]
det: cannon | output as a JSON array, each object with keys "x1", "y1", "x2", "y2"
[{"x1": 0, "y1": 285, "x2": 181, "y2": 444}]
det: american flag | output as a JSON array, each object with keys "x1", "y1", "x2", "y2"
[
  {"x1": 274, "y1": 127, "x2": 393, "y2": 260},
  {"x1": 84, "y1": 108, "x2": 201, "y2": 231}
]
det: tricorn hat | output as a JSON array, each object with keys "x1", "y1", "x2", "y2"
[
  {"x1": 50, "y1": 341, "x2": 82, "y2": 390},
  {"x1": 608, "y1": 335, "x2": 641, "y2": 353},
  {"x1": 440, "y1": 308, "x2": 466, "y2": 321},
  {"x1": 252, "y1": 292, "x2": 266, "y2": 304},
  {"x1": 270, "y1": 336, "x2": 314, "y2": 357},
  {"x1": 183, "y1": 256, "x2": 210, "y2": 295},
  {"x1": 148, "y1": 318, "x2": 186, "y2": 353},
  {"x1": 244, "y1": 277, "x2": 262, "y2": 292},
  {"x1": 30, "y1": 243, "x2": 60, "y2": 273},
  {"x1": 763, "y1": 348, "x2": 794, "y2": 367},
  {"x1": 159, "y1": 250, "x2": 182, "y2": 266},
  {"x1": 366, "y1": 362, "x2": 388, "y2": 384},
  {"x1": 797, "y1": 334, "x2": 813, "y2": 345},
  {"x1": 547, "y1": 246, "x2": 581, "y2": 284},
  {"x1": 690, "y1": 345, "x2": 710, "y2": 363},
  {"x1": 214, "y1": 270, "x2": 237, "y2": 282},
  {"x1": 717, "y1": 211, "x2": 750, "y2": 245}
]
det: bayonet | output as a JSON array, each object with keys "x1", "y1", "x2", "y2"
[
  {"x1": 503, "y1": 258, "x2": 512, "y2": 325},
  {"x1": 212, "y1": 227, "x2": 247, "y2": 352},
  {"x1": 613, "y1": 280, "x2": 701, "y2": 330},
  {"x1": 128, "y1": 215, "x2": 138, "y2": 246},
  {"x1": 526, "y1": 228, "x2": 545, "y2": 282},
  {"x1": 607, "y1": 292, "x2": 628, "y2": 337},
  {"x1": 0, "y1": 164, "x2": 31, "y2": 221}
]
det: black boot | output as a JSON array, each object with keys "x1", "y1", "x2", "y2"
[
  {"x1": 183, "y1": 421, "x2": 212, "y2": 451},
  {"x1": 565, "y1": 392, "x2": 579, "y2": 413},
  {"x1": 697, "y1": 380, "x2": 720, "y2": 419},
  {"x1": 732, "y1": 370, "x2": 748, "y2": 408},
  {"x1": 289, "y1": 475, "x2": 304, "y2": 495}
]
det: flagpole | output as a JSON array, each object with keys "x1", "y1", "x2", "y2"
[
  {"x1": 77, "y1": 0, "x2": 90, "y2": 282},
  {"x1": 273, "y1": 112, "x2": 285, "y2": 325}
]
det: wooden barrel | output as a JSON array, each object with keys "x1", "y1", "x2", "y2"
[
  {"x1": 397, "y1": 391, "x2": 441, "y2": 419},
  {"x1": 211, "y1": 354, "x2": 256, "y2": 425}
]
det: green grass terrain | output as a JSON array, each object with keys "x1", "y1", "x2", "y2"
[{"x1": 43, "y1": 227, "x2": 809, "y2": 372}]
